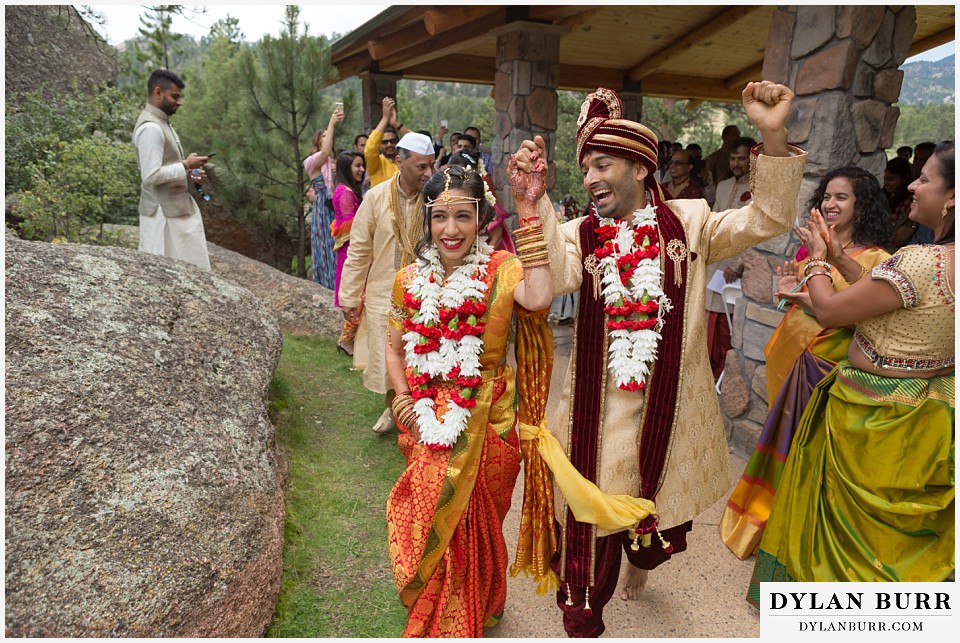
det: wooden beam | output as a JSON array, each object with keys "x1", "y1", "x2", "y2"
[
  {"x1": 528, "y1": 5, "x2": 596, "y2": 22},
  {"x1": 423, "y1": 6, "x2": 501, "y2": 36},
  {"x1": 558, "y1": 64, "x2": 626, "y2": 92},
  {"x1": 378, "y1": 9, "x2": 507, "y2": 72},
  {"x1": 557, "y1": 7, "x2": 604, "y2": 35},
  {"x1": 909, "y1": 28, "x2": 955, "y2": 58},
  {"x1": 332, "y1": 50, "x2": 375, "y2": 82},
  {"x1": 641, "y1": 72, "x2": 743, "y2": 103},
  {"x1": 331, "y1": 7, "x2": 429, "y2": 63},
  {"x1": 724, "y1": 61, "x2": 764, "y2": 91},
  {"x1": 367, "y1": 20, "x2": 431, "y2": 61},
  {"x1": 627, "y1": 5, "x2": 763, "y2": 81},
  {"x1": 403, "y1": 55, "x2": 496, "y2": 86}
]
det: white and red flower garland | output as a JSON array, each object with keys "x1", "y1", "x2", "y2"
[
  {"x1": 401, "y1": 237, "x2": 494, "y2": 449},
  {"x1": 594, "y1": 207, "x2": 671, "y2": 391}
]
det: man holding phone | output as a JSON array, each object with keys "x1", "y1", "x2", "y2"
[{"x1": 132, "y1": 69, "x2": 211, "y2": 271}]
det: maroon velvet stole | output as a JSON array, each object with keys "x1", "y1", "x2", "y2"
[{"x1": 563, "y1": 204, "x2": 689, "y2": 588}]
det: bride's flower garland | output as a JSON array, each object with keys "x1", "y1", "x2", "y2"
[
  {"x1": 402, "y1": 237, "x2": 494, "y2": 449},
  {"x1": 594, "y1": 207, "x2": 671, "y2": 391}
]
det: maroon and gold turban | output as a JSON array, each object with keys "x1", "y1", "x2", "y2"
[{"x1": 576, "y1": 87, "x2": 661, "y2": 189}]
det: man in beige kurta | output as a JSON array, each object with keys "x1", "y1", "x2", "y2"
[
  {"x1": 512, "y1": 83, "x2": 805, "y2": 637},
  {"x1": 339, "y1": 132, "x2": 435, "y2": 433},
  {"x1": 133, "y1": 69, "x2": 211, "y2": 271}
]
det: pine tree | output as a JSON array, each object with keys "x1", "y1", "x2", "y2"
[
  {"x1": 134, "y1": 5, "x2": 184, "y2": 71},
  {"x1": 237, "y1": 5, "x2": 339, "y2": 277}
]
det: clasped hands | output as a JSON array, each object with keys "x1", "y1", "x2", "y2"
[
  {"x1": 776, "y1": 209, "x2": 839, "y2": 308},
  {"x1": 508, "y1": 134, "x2": 548, "y2": 225}
]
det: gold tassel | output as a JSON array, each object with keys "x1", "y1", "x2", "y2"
[
  {"x1": 584, "y1": 587, "x2": 592, "y2": 613},
  {"x1": 656, "y1": 528, "x2": 672, "y2": 552},
  {"x1": 565, "y1": 583, "x2": 573, "y2": 606},
  {"x1": 630, "y1": 531, "x2": 640, "y2": 551}
]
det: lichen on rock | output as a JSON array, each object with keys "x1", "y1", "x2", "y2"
[{"x1": 5, "y1": 237, "x2": 285, "y2": 637}]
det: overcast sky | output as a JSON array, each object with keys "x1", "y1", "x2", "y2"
[
  {"x1": 83, "y1": 2, "x2": 954, "y2": 63},
  {"x1": 85, "y1": 3, "x2": 390, "y2": 44}
]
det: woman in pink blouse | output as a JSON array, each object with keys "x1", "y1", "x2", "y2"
[{"x1": 331, "y1": 151, "x2": 366, "y2": 355}]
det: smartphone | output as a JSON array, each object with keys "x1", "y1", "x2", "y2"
[
  {"x1": 440, "y1": 119, "x2": 448, "y2": 128},
  {"x1": 205, "y1": 153, "x2": 216, "y2": 158},
  {"x1": 335, "y1": 101, "x2": 344, "y2": 111}
]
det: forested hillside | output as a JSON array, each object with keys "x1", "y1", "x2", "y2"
[{"x1": 899, "y1": 54, "x2": 955, "y2": 105}]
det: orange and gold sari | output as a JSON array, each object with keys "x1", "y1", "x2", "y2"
[{"x1": 386, "y1": 251, "x2": 552, "y2": 637}]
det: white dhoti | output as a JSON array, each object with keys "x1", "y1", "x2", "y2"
[{"x1": 139, "y1": 206, "x2": 211, "y2": 271}]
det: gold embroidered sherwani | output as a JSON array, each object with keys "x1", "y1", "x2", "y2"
[
  {"x1": 339, "y1": 174, "x2": 423, "y2": 394},
  {"x1": 536, "y1": 150, "x2": 806, "y2": 535}
]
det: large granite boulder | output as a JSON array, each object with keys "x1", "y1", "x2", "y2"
[
  {"x1": 98, "y1": 224, "x2": 343, "y2": 337},
  {"x1": 5, "y1": 237, "x2": 285, "y2": 637}
]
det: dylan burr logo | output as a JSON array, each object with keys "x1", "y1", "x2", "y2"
[{"x1": 761, "y1": 583, "x2": 955, "y2": 639}]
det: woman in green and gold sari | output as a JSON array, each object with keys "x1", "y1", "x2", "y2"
[
  {"x1": 721, "y1": 167, "x2": 892, "y2": 560},
  {"x1": 747, "y1": 144, "x2": 955, "y2": 603}
]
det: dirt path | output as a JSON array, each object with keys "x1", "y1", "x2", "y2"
[{"x1": 489, "y1": 322, "x2": 760, "y2": 638}]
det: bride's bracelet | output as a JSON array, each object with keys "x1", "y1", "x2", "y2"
[{"x1": 515, "y1": 225, "x2": 549, "y2": 269}]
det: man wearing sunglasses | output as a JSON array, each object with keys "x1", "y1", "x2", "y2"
[{"x1": 364, "y1": 96, "x2": 411, "y2": 188}]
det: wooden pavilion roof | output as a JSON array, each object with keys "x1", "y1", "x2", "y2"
[{"x1": 331, "y1": 5, "x2": 956, "y2": 102}]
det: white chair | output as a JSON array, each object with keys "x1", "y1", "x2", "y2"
[{"x1": 715, "y1": 282, "x2": 743, "y2": 395}]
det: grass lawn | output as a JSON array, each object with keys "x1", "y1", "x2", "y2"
[{"x1": 267, "y1": 334, "x2": 408, "y2": 637}]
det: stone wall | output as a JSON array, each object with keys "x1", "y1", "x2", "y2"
[
  {"x1": 491, "y1": 22, "x2": 565, "y2": 213},
  {"x1": 720, "y1": 6, "x2": 914, "y2": 455}
]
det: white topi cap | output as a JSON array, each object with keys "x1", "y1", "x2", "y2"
[{"x1": 396, "y1": 132, "x2": 434, "y2": 156}]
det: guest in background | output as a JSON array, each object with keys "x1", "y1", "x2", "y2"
[
  {"x1": 354, "y1": 133, "x2": 368, "y2": 153},
  {"x1": 721, "y1": 166, "x2": 892, "y2": 560},
  {"x1": 885, "y1": 156, "x2": 918, "y2": 249},
  {"x1": 747, "y1": 144, "x2": 953, "y2": 596},
  {"x1": 304, "y1": 104, "x2": 346, "y2": 289},
  {"x1": 331, "y1": 151, "x2": 366, "y2": 356}
]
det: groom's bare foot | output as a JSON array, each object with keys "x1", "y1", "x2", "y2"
[{"x1": 618, "y1": 564, "x2": 648, "y2": 601}]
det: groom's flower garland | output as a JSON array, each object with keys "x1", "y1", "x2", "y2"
[
  {"x1": 402, "y1": 237, "x2": 494, "y2": 449},
  {"x1": 594, "y1": 206, "x2": 671, "y2": 391}
]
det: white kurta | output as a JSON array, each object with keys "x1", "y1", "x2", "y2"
[
  {"x1": 338, "y1": 175, "x2": 422, "y2": 395},
  {"x1": 537, "y1": 149, "x2": 806, "y2": 534},
  {"x1": 134, "y1": 122, "x2": 210, "y2": 271}
]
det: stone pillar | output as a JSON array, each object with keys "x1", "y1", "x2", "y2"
[
  {"x1": 720, "y1": 6, "x2": 917, "y2": 454},
  {"x1": 360, "y1": 72, "x2": 400, "y2": 133},
  {"x1": 620, "y1": 80, "x2": 644, "y2": 125},
  {"x1": 490, "y1": 22, "x2": 565, "y2": 213}
]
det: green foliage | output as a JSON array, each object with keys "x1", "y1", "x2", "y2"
[
  {"x1": 553, "y1": 90, "x2": 588, "y2": 207},
  {"x1": 268, "y1": 335, "x2": 407, "y2": 637},
  {"x1": 6, "y1": 85, "x2": 137, "y2": 193},
  {"x1": 135, "y1": 5, "x2": 185, "y2": 71},
  {"x1": 11, "y1": 135, "x2": 139, "y2": 243},
  {"x1": 6, "y1": 85, "x2": 141, "y2": 243},
  {"x1": 232, "y1": 5, "x2": 340, "y2": 277},
  {"x1": 642, "y1": 97, "x2": 756, "y2": 152},
  {"x1": 892, "y1": 103, "x2": 956, "y2": 150},
  {"x1": 395, "y1": 80, "x2": 493, "y2": 142}
]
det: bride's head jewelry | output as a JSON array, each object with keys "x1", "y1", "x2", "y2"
[{"x1": 426, "y1": 167, "x2": 481, "y2": 208}]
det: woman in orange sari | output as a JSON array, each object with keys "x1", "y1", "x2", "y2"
[
  {"x1": 384, "y1": 164, "x2": 553, "y2": 636},
  {"x1": 720, "y1": 166, "x2": 892, "y2": 559}
]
